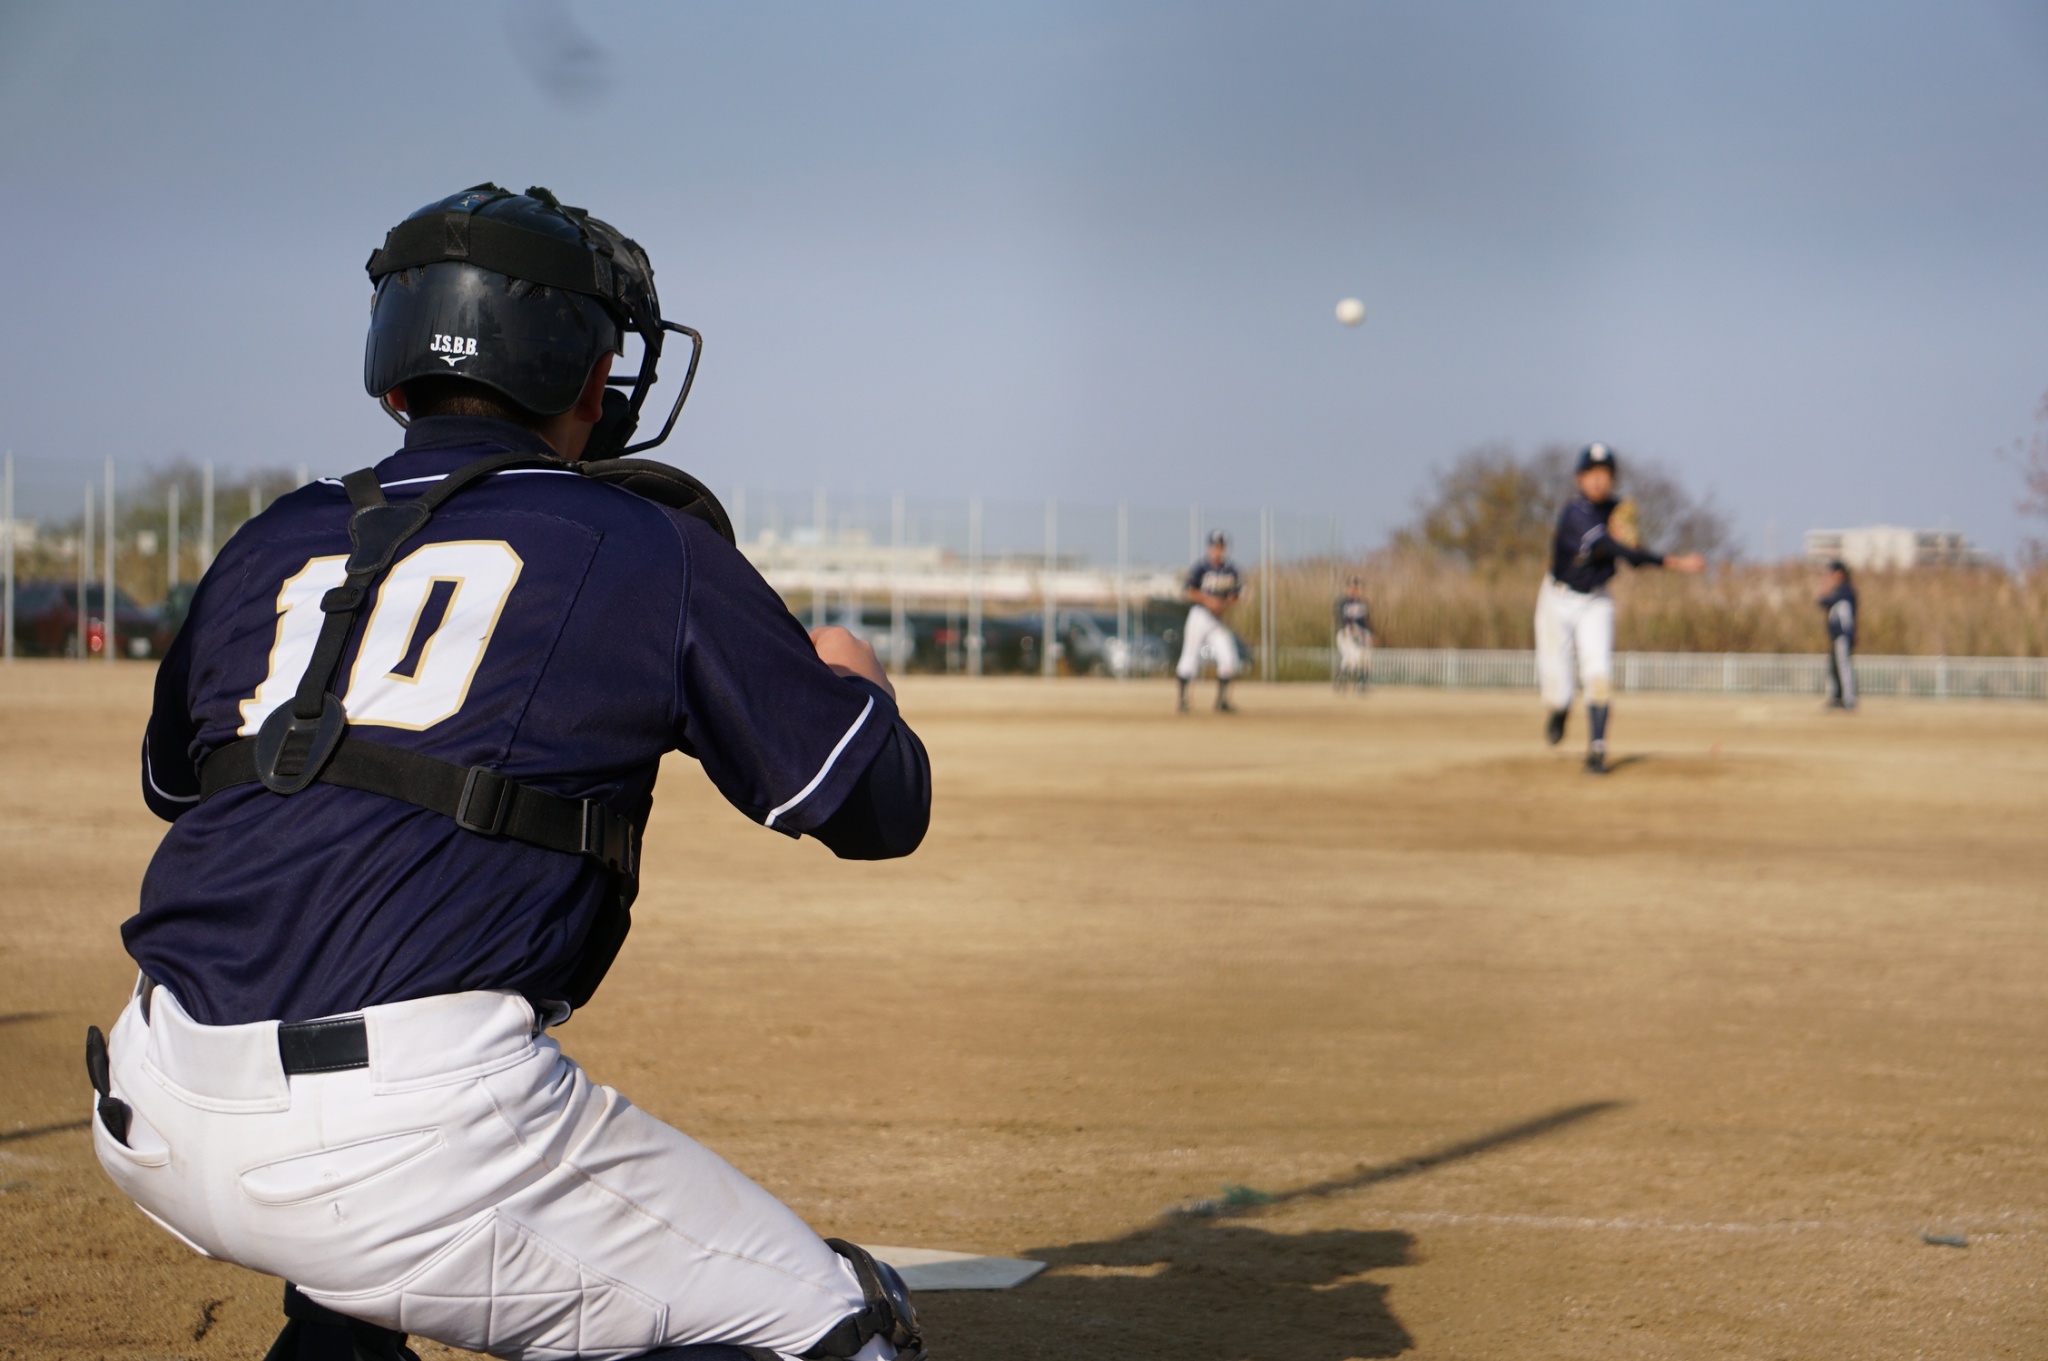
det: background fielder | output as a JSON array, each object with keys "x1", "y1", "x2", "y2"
[
  {"x1": 1536, "y1": 443, "x2": 1705, "y2": 774},
  {"x1": 1819, "y1": 559, "x2": 1859, "y2": 710},
  {"x1": 1177, "y1": 530, "x2": 1243, "y2": 712},
  {"x1": 1334, "y1": 577, "x2": 1373, "y2": 692}
]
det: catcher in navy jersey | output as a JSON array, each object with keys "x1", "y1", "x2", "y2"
[{"x1": 90, "y1": 186, "x2": 930, "y2": 1361}]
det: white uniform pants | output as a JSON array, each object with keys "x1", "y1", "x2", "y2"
[
  {"x1": 1828, "y1": 636, "x2": 1858, "y2": 708},
  {"x1": 1176, "y1": 605, "x2": 1240, "y2": 681},
  {"x1": 1534, "y1": 577, "x2": 1614, "y2": 712},
  {"x1": 1335, "y1": 627, "x2": 1373, "y2": 678},
  {"x1": 92, "y1": 985, "x2": 865, "y2": 1361}
]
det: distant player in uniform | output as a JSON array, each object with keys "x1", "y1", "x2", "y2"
[
  {"x1": 1536, "y1": 443, "x2": 1705, "y2": 774},
  {"x1": 1819, "y1": 558, "x2": 1858, "y2": 710},
  {"x1": 1334, "y1": 576, "x2": 1373, "y2": 692},
  {"x1": 1177, "y1": 529, "x2": 1243, "y2": 713},
  {"x1": 91, "y1": 187, "x2": 929, "y2": 1361}
]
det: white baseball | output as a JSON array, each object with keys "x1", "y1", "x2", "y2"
[{"x1": 1335, "y1": 297, "x2": 1366, "y2": 326}]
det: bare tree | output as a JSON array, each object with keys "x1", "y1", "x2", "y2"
[
  {"x1": 1400, "y1": 442, "x2": 1735, "y2": 566},
  {"x1": 2005, "y1": 390, "x2": 2048, "y2": 562}
]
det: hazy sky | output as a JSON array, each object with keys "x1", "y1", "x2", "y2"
[{"x1": 3, "y1": 1, "x2": 2046, "y2": 554}]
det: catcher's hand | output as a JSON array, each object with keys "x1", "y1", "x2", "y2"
[{"x1": 1608, "y1": 497, "x2": 1641, "y2": 549}]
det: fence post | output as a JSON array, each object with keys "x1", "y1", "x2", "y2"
[
  {"x1": 167, "y1": 482, "x2": 181, "y2": 591},
  {"x1": 1, "y1": 450, "x2": 11, "y2": 663},
  {"x1": 890, "y1": 491, "x2": 906, "y2": 675},
  {"x1": 967, "y1": 495, "x2": 983, "y2": 677},
  {"x1": 1937, "y1": 654, "x2": 1948, "y2": 700},
  {"x1": 1259, "y1": 507, "x2": 1273, "y2": 682},
  {"x1": 1447, "y1": 650, "x2": 1459, "y2": 688},
  {"x1": 1116, "y1": 501, "x2": 1129, "y2": 680},
  {"x1": 1042, "y1": 499, "x2": 1058, "y2": 678},
  {"x1": 200, "y1": 461, "x2": 215, "y2": 571},
  {"x1": 79, "y1": 481, "x2": 91, "y2": 661},
  {"x1": 105, "y1": 458, "x2": 117, "y2": 663},
  {"x1": 811, "y1": 487, "x2": 826, "y2": 629}
]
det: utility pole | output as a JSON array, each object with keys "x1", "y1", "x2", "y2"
[{"x1": 890, "y1": 491, "x2": 906, "y2": 675}]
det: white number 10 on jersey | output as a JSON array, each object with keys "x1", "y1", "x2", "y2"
[{"x1": 239, "y1": 540, "x2": 524, "y2": 735}]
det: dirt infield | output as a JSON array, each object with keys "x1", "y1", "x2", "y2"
[{"x1": 3, "y1": 665, "x2": 2044, "y2": 1359}]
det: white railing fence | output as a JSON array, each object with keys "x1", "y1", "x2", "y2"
[{"x1": 1275, "y1": 648, "x2": 2048, "y2": 700}]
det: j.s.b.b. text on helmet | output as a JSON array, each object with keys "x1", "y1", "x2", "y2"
[{"x1": 429, "y1": 334, "x2": 479, "y2": 366}]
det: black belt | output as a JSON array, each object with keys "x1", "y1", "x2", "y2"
[
  {"x1": 134, "y1": 976, "x2": 371, "y2": 1077},
  {"x1": 278, "y1": 1017, "x2": 369, "y2": 1075}
]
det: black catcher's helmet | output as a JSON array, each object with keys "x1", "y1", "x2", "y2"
[{"x1": 363, "y1": 183, "x2": 701, "y2": 459}]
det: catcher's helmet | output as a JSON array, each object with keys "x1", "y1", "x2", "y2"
[
  {"x1": 363, "y1": 183, "x2": 700, "y2": 459},
  {"x1": 1575, "y1": 442, "x2": 1618, "y2": 476}
]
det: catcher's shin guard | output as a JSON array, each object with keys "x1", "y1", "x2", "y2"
[{"x1": 804, "y1": 1240, "x2": 925, "y2": 1361}]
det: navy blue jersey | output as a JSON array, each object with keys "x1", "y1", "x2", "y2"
[
  {"x1": 1549, "y1": 497, "x2": 1665, "y2": 593},
  {"x1": 1336, "y1": 597, "x2": 1370, "y2": 631},
  {"x1": 130, "y1": 417, "x2": 926, "y2": 1025},
  {"x1": 1186, "y1": 558, "x2": 1244, "y2": 602},
  {"x1": 1819, "y1": 581, "x2": 1857, "y2": 642}
]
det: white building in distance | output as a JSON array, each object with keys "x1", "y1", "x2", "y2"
[{"x1": 1804, "y1": 525, "x2": 1988, "y2": 570}]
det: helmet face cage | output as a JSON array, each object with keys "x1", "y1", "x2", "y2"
[{"x1": 364, "y1": 184, "x2": 702, "y2": 458}]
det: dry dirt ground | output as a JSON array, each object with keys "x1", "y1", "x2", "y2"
[{"x1": 2, "y1": 664, "x2": 2044, "y2": 1360}]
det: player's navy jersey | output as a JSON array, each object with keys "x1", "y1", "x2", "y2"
[
  {"x1": 1819, "y1": 581, "x2": 1858, "y2": 641},
  {"x1": 1186, "y1": 558, "x2": 1243, "y2": 603},
  {"x1": 130, "y1": 416, "x2": 926, "y2": 1026},
  {"x1": 1336, "y1": 597, "x2": 1371, "y2": 631},
  {"x1": 1549, "y1": 496, "x2": 1665, "y2": 593}
]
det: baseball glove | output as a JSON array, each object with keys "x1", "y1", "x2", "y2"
[{"x1": 1607, "y1": 497, "x2": 1641, "y2": 549}]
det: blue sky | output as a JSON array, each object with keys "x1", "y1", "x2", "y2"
[{"x1": 2, "y1": 1, "x2": 2046, "y2": 554}]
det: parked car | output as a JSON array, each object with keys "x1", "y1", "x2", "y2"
[{"x1": 11, "y1": 581, "x2": 174, "y2": 659}]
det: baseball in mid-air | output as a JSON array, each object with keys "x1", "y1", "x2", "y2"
[{"x1": 1335, "y1": 297, "x2": 1366, "y2": 326}]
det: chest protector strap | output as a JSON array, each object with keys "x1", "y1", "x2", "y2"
[{"x1": 199, "y1": 453, "x2": 645, "y2": 1006}]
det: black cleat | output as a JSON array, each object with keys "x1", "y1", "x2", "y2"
[
  {"x1": 1215, "y1": 681, "x2": 1235, "y2": 713},
  {"x1": 1584, "y1": 750, "x2": 1608, "y2": 776},
  {"x1": 1545, "y1": 709, "x2": 1568, "y2": 746},
  {"x1": 1176, "y1": 679, "x2": 1190, "y2": 713}
]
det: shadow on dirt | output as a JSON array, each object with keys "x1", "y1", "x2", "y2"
[
  {"x1": 920, "y1": 1217, "x2": 1416, "y2": 1361},
  {"x1": 920, "y1": 1101, "x2": 1625, "y2": 1361}
]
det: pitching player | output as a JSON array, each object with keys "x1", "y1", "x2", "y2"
[
  {"x1": 1177, "y1": 529, "x2": 1243, "y2": 712},
  {"x1": 1536, "y1": 443, "x2": 1705, "y2": 774},
  {"x1": 1819, "y1": 558, "x2": 1858, "y2": 710},
  {"x1": 91, "y1": 187, "x2": 929, "y2": 1361},
  {"x1": 1334, "y1": 576, "x2": 1373, "y2": 692}
]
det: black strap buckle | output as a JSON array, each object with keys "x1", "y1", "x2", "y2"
[
  {"x1": 580, "y1": 801, "x2": 635, "y2": 876},
  {"x1": 456, "y1": 767, "x2": 512, "y2": 835}
]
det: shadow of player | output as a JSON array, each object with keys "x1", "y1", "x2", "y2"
[{"x1": 918, "y1": 1217, "x2": 1415, "y2": 1361}]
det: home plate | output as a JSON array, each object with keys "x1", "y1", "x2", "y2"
[{"x1": 861, "y1": 1245, "x2": 1047, "y2": 1291}]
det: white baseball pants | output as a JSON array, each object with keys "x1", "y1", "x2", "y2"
[
  {"x1": 1335, "y1": 627, "x2": 1372, "y2": 678},
  {"x1": 91, "y1": 984, "x2": 866, "y2": 1361},
  {"x1": 1534, "y1": 577, "x2": 1614, "y2": 712},
  {"x1": 1176, "y1": 605, "x2": 1240, "y2": 681},
  {"x1": 1828, "y1": 636, "x2": 1858, "y2": 708}
]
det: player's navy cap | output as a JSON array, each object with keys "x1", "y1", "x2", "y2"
[
  {"x1": 1207, "y1": 529, "x2": 1229, "y2": 547},
  {"x1": 1827, "y1": 558, "x2": 1850, "y2": 574},
  {"x1": 1576, "y1": 443, "x2": 1617, "y2": 474}
]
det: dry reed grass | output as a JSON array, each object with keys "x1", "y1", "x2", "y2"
[{"x1": 1245, "y1": 552, "x2": 2048, "y2": 656}]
